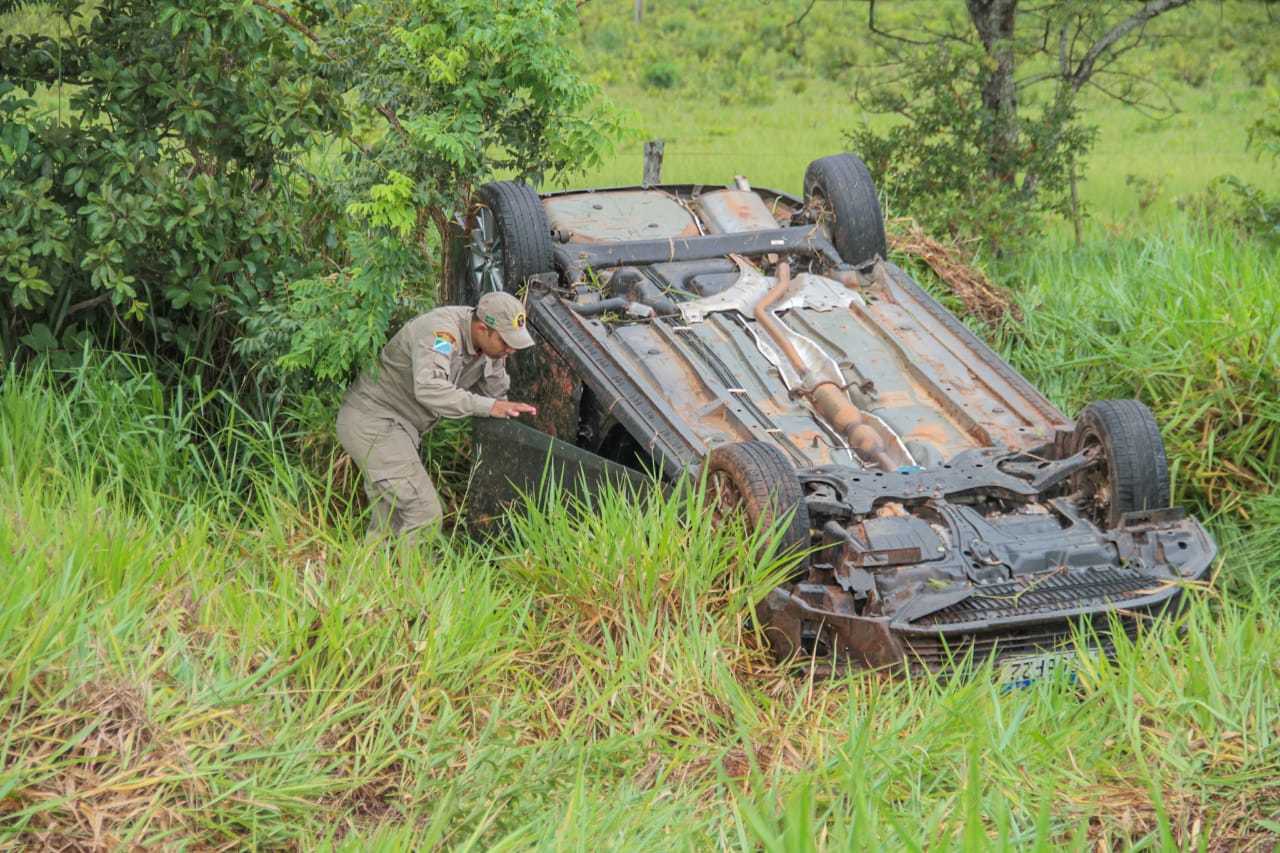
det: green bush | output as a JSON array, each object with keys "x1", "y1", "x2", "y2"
[
  {"x1": 0, "y1": 4, "x2": 349, "y2": 371},
  {"x1": 1176, "y1": 92, "x2": 1280, "y2": 245},
  {"x1": 0, "y1": 0, "x2": 618, "y2": 387},
  {"x1": 1242, "y1": 47, "x2": 1280, "y2": 86},
  {"x1": 1178, "y1": 176, "x2": 1280, "y2": 244},
  {"x1": 1169, "y1": 46, "x2": 1213, "y2": 88},
  {"x1": 642, "y1": 59, "x2": 682, "y2": 90}
]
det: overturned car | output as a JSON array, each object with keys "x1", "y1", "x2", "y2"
[{"x1": 447, "y1": 154, "x2": 1215, "y2": 679}]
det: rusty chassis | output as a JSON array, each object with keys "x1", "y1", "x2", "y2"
[{"x1": 456, "y1": 161, "x2": 1216, "y2": 673}]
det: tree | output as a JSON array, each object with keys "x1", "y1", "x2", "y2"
[
  {"x1": 0, "y1": 0, "x2": 618, "y2": 384},
  {"x1": 850, "y1": 0, "x2": 1195, "y2": 252}
]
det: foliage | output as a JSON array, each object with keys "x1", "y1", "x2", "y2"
[
  {"x1": 997, "y1": 224, "x2": 1280, "y2": 517},
  {"x1": 844, "y1": 0, "x2": 1206, "y2": 254},
  {"x1": 1174, "y1": 89, "x2": 1280, "y2": 244},
  {"x1": 1242, "y1": 44, "x2": 1280, "y2": 87},
  {"x1": 850, "y1": 44, "x2": 1094, "y2": 255},
  {"x1": 1124, "y1": 173, "x2": 1165, "y2": 214},
  {"x1": 0, "y1": 0, "x2": 618, "y2": 384},
  {"x1": 1177, "y1": 175, "x2": 1280, "y2": 244},
  {"x1": 1248, "y1": 88, "x2": 1280, "y2": 161},
  {"x1": 641, "y1": 59, "x2": 681, "y2": 90},
  {"x1": 1168, "y1": 44, "x2": 1213, "y2": 88},
  {"x1": 0, "y1": 2, "x2": 348, "y2": 372}
]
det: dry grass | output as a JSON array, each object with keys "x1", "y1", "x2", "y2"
[{"x1": 887, "y1": 216, "x2": 1022, "y2": 325}]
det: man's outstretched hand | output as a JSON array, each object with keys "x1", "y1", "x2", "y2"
[{"x1": 490, "y1": 400, "x2": 538, "y2": 419}]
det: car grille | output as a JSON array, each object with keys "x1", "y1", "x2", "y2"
[
  {"x1": 900, "y1": 611, "x2": 1143, "y2": 670},
  {"x1": 914, "y1": 567, "x2": 1171, "y2": 627}
]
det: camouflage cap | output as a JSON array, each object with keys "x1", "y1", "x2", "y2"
[{"x1": 476, "y1": 291, "x2": 534, "y2": 350}]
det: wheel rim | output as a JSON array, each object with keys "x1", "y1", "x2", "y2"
[{"x1": 467, "y1": 205, "x2": 504, "y2": 297}]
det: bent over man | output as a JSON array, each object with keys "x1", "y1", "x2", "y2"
[{"x1": 337, "y1": 291, "x2": 537, "y2": 538}]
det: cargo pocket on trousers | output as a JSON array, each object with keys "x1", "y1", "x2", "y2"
[
  {"x1": 373, "y1": 474, "x2": 440, "y2": 533},
  {"x1": 373, "y1": 475, "x2": 421, "y2": 512}
]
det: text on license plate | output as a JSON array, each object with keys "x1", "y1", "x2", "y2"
[{"x1": 998, "y1": 651, "x2": 1074, "y2": 687}]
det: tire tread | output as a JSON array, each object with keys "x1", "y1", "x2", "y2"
[
  {"x1": 705, "y1": 441, "x2": 810, "y2": 562},
  {"x1": 803, "y1": 153, "x2": 887, "y2": 268},
  {"x1": 1074, "y1": 399, "x2": 1171, "y2": 526},
  {"x1": 476, "y1": 181, "x2": 553, "y2": 295}
]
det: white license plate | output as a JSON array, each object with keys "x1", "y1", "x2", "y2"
[{"x1": 998, "y1": 651, "x2": 1074, "y2": 688}]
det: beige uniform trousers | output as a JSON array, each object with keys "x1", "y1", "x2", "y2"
[{"x1": 336, "y1": 407, "x2": 443, "y2": 538}]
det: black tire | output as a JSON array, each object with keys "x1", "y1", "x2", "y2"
[
  {"x1": 1070, "y1": 399, "x2": 1171, "y2": 528},
  {"x1": 704, "y1": 441, "x2": 810, "y2": 565},
  {"x1": 803, "y1": 153, "x2": 888, "y2": 270},
  {"x1": 466, "y1": 181, "x2": 554, "y2": 301}
]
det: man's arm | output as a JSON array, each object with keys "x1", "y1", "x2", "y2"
[
  {"x1": 476, "y1": 365, "x2": 536, "y2": 418},
  {"x1": 412, "y1": 342, "x2": 497, "y2": 419},
  {"x1": 477, "y1": 362, "x2": 511, "y2": 401}
]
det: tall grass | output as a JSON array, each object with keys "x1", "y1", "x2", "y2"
[
  {"x1": 995, "y1": 224, "x2": 1280, "y2": 522},
  {"x1": 3, "y1": 1, "x2": 1277, "y2": 845},
  {"x1": 1, "y1": 337, "x2": 1278, "y2": 848}
]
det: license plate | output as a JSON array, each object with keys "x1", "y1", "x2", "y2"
[{"x1": 998, "y1": 651, "x2": 1074, "y2": 688}]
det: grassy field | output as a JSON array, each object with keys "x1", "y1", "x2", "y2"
[
  {"x1": 1, "y1": 228, "x2": 1277, "y2": 848},
  {"x1": 567, "y1": 0, "x2": 1279, "y2": 223},
  {"x1": 3, "y1": 0, "x2": 1280, "y2": 849},
  {"x1": 1, "y1": 341, "x2": 1277, "y2": 849}
]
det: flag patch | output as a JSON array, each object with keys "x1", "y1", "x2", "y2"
[{"x1": 432, "y1": 331, "x2": 455, "y2": 355}]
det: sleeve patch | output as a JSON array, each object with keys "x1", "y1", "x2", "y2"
[{"x1": 432, "y1": 331, "x2": 456, "y2": 355}]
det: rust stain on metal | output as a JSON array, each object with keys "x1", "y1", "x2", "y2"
[
  {"x1": 518, "y1": 341, "x2": 579, "y2": 439},
  {"x1": 791, "y1": 429, "x2": 825, "y2": 450},
  {"x1": 903, "y1": 421, "x2": 953, "y2": 448},
  {"x1": 873, "y1": 390, "x2": 912, "y2": 408},
  {"x1": 544, "y1": 191, "x2": 700, "y2": 243},
  {"x1": 696, "y1": 189, "x2": 781, "y2": 234}
]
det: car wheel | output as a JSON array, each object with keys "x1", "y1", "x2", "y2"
[
  {"x1": 1069, "y1": 399, "x2": 1171, "y2": 528},
  {"x1": 703, "y1": 441, "x2": 810, "y2": 566},
  {"x1": 466, "y1": 181, "x2": 554, "y2": 301},
  {"x1": 803, "y1": 153, "x2": 888, "y2": 270}
]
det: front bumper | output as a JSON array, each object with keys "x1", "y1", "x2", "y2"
[{"x1": 756, "y1": 514, "x2": 1215, "y2": 671}]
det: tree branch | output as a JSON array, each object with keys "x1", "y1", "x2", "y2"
[
  {"x1": 786, "y1": 0, "x2": 818, "y2": 29},
  {"x1": 1057, "y1": 20, "x2": 1069, "y2": 77},
  {"x1": 868, "y1": 0, "x2": 939, "y2": 46},
  {"x1": 1085, "y1": 74, "x2": 1172, "y2": 119},
  {"x1": 1069, "y1": 0, "x2": 1193, "y2": 91},
  {"x1": 250, "y1": 0, "x2": 409, "y2": 142},
  {"x1": 375, "y1": 104, "x2": 407, "y2": 136},
  {"x1": 251, "y1": 0, "x2": 334, "y2": 60},
  {"x1": 1015, "y1": 70, "x2": 1060, "y2": 90},
  {"x1": 1089, "y1": 66, "x2": 1178, "y2": 116},
  {"x1": 66, "y1": 292, "x2": 110, "y2": 317}
]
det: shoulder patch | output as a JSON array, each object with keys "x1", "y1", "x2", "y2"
[{"x1": 432, "y1": 331, "x2": 456, "y2": 355}]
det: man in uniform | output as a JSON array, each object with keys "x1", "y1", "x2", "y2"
[{"x1": 337, "y1": 291, "x2": 537, "y2": 539}]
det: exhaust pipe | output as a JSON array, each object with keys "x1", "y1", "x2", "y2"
[{"x1": 754, "y1": 261, "x2": 896, "y2": 470}]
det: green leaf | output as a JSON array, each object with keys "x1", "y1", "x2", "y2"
[{"x1": 19, "y1": 322, "x2": 58, "y2": 352}]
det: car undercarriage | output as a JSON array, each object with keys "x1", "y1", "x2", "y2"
[{"x1": 449, "y1": 154, "x2": 1216, "y2": 677}]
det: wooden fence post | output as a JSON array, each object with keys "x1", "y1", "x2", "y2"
[{"x1": 642, "y1": 139, "x2": 664, "y2": 186}]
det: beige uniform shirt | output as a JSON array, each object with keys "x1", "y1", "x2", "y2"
[{"x1": 341, "y1": 306, "x2": 510, "y2": 441}]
